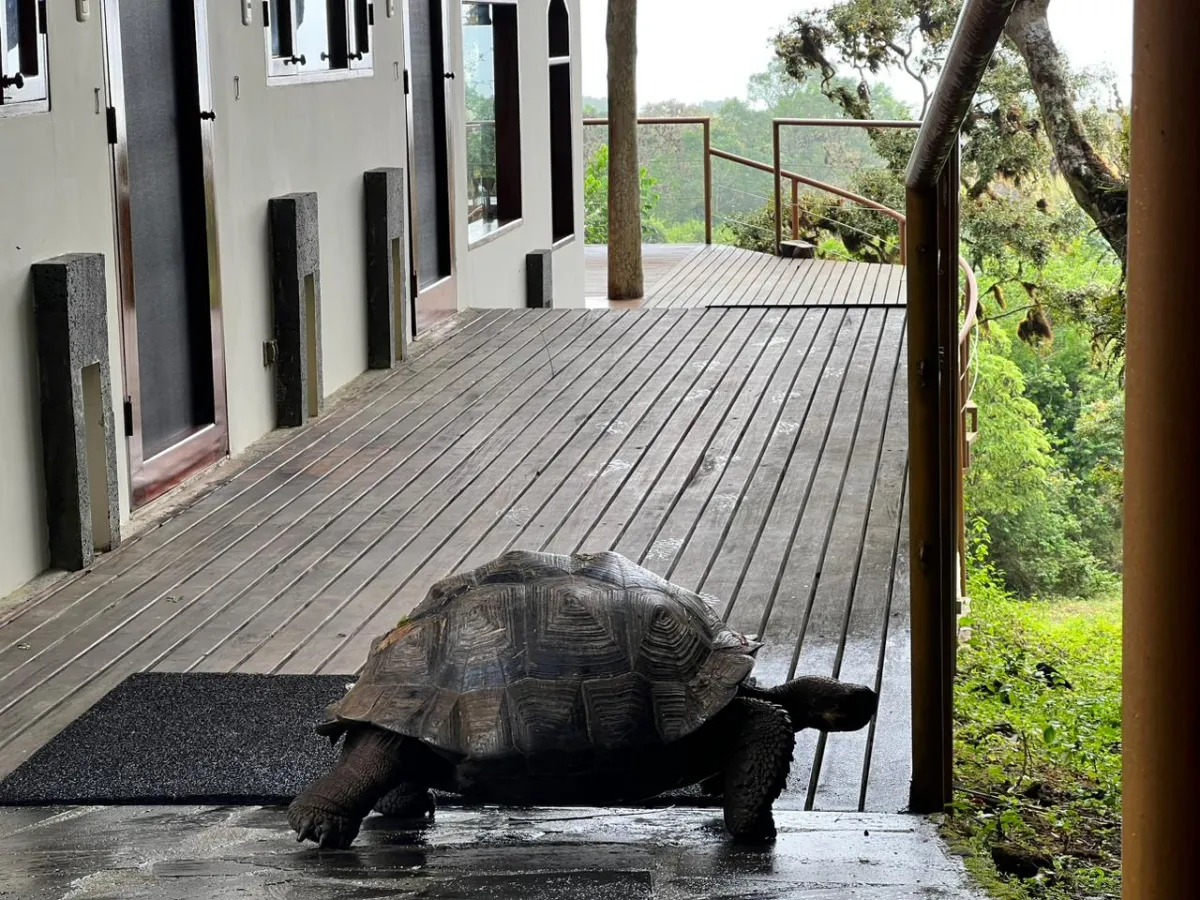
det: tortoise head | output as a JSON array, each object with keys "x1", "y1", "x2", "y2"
[{"x1": 761, "y1": 675, "x2": 878, "y2": 733}]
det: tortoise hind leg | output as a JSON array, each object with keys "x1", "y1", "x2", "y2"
[
  {"x1": 720, "y1": 698, "x2": 795, "y2": 842},
  {"x1": 288, "y1": 725, "x2": 407, "y2": 849},
  {"x1": 374, "y1": 783, "x2": 436, "y2": 819}
]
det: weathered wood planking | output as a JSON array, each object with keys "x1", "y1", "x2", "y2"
[{"x1": 0, "y1": 301, "x2": 910, "y2": 813}]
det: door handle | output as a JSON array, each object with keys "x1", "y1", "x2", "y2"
[
  {"x1": 199, "y1": 110, "x2": 216, "y2": 121},
  {"x1": 444, "y1": 71, "x2": 455, "y2": 80}
]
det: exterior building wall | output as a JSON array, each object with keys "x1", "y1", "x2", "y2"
[{"x1": 0, "y1": 0, "x2": 584, "y2": 600}]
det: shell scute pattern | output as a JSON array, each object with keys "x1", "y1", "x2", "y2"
[{"x1": 325, "y1": 551, "x2": 759, "y2": 758}]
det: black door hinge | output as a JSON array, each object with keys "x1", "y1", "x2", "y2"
[
  {"x1": 262, "y1": 1, "x2": 270, "y2": 27},
  {"x1": 403, "y1": 69, "x2": 410, "y2": 94},
  {"x1": 105, "y1": 107, "x2": 117, "y2": 145},
  {"x1": 123, "y1": 398, "x2": 134, "y2": 437},
  {"x1": 38, "y1": 1, "x2": 48, "y2": 33}
]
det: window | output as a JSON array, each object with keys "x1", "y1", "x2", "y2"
[
  {"x1": 0, "y1": 0, "x2": 48, "y2": 114},
  {"x1": 548, "y1": 0, "x2": 573, "y2": 242},
  {"x1": 265, "y1": 0, "x2": 373, "y2": 82},
  {"x1": 462, "y1": 1, "x2": 522, "y2": 242}
]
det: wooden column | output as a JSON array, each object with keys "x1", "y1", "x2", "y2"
[{"x1": 1123, "y1": 1, "x2": 1200, "y2": 897}]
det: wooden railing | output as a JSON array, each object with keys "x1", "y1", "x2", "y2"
[{"x1": 903, "y1": 0, "x2": 1018, "y2": 814}]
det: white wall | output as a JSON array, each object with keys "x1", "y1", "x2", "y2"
[
  {"x1": 203, "y1": 10, "x2": 410, "y2": 455},
  {"x1": 0, "y1": 6, "x2": 128, "y2": 599},
  {"x1": 448, "y1": 0, "x2": 585, "y2": 311},
  {"x1": 0, "y1": 1, "x2": 583, "y2": 601}
]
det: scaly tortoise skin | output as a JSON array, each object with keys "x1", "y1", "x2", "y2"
[{"x1": 288, "y1": 550, "x2": 878, "y2": 848}]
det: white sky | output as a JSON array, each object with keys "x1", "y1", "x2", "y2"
[{"x1": 579, "y1": 0, "x2": 1134, "y2": 110}]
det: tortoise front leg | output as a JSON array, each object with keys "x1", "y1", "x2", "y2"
[
  {"x1": 289, "y1": 725, "x2": 406, "y2": 849},
  {"x1": 720, "y1": 698, "x2": 795, "y2": 842}
]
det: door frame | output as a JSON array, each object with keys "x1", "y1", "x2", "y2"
[
  {"x1": 402, "y1": 0, "x2": 460, "y2": 336},
  {"x1": 101, "y1": 0, "x2": 229, "y2": 507}
]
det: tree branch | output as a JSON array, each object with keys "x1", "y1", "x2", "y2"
[{"x1": 1004, "y1": 0, "x2": 1128, "y2": 264}]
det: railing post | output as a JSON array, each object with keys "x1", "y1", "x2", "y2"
[
  {"x1": 772, "y1": 121, "x2": 783, "y2": 255},
  {"x1": 702, "y1": 119, "x2": 713, "y2": 245},
  {"x1": 905, "y1": 177, "x2": 951, "y2": 815},
  {"x1": 898, "y1": 220, "x2": 908, "y2": 266},
  {"x1": 790, "y1": 178, "x2": 800, "y2": 240}
]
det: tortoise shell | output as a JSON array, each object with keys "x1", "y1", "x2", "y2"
[{"x1": 321, "y1": 550, "x2": 761, "y2": 759}]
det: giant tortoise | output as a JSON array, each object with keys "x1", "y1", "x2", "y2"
[{"x1": 288, "y1": 550, "x2": 878, "y2": 847}]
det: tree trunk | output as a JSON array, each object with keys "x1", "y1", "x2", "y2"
[
  {"x1": 606, "y1": 0, "x2": 644, "y2": 300},
  {"x1": 1005, "y1": 0, "x2": 1129, "y2": 265}
]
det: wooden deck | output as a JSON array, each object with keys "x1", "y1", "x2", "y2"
[
  {"x1": 0, "y1": 260, "x2": 912, "y2": 815},
  {"x1": 586, "y1": 243, "x2": 906, "y2": 308}
]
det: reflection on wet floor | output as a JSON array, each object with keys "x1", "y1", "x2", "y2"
[{"x1": 0, "y1": 805, "x2": 984, "y2": 900}]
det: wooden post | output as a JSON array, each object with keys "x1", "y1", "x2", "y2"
[
  {"x1": 791, "y1": 178, "x2": 800, "y2": 240},
  {"x1": 905, "y1": 181, "x2": 950, "y2": 814},
  {"x1": 1123, "y1": 1, "x2": 1200, "y2": 896},
  {"x1": 702, "y1": 119, "x2": 713, "y2": 245},
  {"x1": 772, "y1": 122, "x2": 783, "y2": 255}
]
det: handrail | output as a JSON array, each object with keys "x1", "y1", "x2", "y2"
[{"x1": 906, "y1": 0, "x2": 1018, "y2": 190}]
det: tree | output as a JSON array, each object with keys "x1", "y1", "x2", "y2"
[
  {"x1": 606, "y1": 0, "x2": 643, "y2": 300},
  {"x1": 772, "y1": 0, "x2": 1129, "y2": 354}
]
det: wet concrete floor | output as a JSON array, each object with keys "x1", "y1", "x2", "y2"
[{"x1": 0, "y1": 804, "x2": 985, "y2": 899}]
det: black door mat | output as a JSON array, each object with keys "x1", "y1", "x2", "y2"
[
  {"x1": 0, "y1": 673, "x2": 351, "y2": 806},
  {"x1": 0, "y1": 673, "x2": 716, "y2": 808}
]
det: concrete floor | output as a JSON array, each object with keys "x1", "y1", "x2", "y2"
[{"x1": 0, "y1": 805, "x2": 985, "y2": 900}]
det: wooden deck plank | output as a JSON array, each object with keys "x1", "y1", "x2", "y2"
[
  {"x1": 810, "y1": 320, "x2": 909, "y2": 811},
  {"x1": 0, "y1": 314, "x2": 620, "y2": 763},
  {"x1": 315, "y1": 309, "x2": 743, "y2": 674},
  {"x1": 640, "y1": 245, "x2": 721, "y2": 309},
  {"x1": 570, "y1": 309, "x2": 774, "y2": 554},
  {"x1": 224, "y1": 313, "x2": 646, "y2": 675},
  {"x1": 0, "y1": 312, "x2": 577, "y2": 699},
  {"x1": 0, "y1": 310, "x2": 524, "y2": 645},
  {"x1": 152, "y1": 314, "x2": 623, "y2": 675},
  {"x1": 611, "y1": 309, "x2": 802, "y2": 565},
  {"x1": 638, "y1": 310, "x2": 828, "y2": 585},
  {"x1": 0, "y1": 299, "x2": 912, "y2": 812}
]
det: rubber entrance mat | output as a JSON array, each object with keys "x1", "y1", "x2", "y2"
[
  {"x1": 0, "y1": 672, "x2": 718, "y2": 808},
  {"x1": 0, "y1": 673, "x2": 352, "y2": 806}
]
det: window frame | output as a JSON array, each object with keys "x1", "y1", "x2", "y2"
[
  {"x1": 461, "y1": 0, "x2": 523, "y2": 246},
  {"x1": 0, "y1": 0, "x2": 50, "y2": 117},
  {"x1": 263, "y1": 0, "x2": 375, "y2": 85},
  {"x1": 547, "y1": 0, "x2": 574, "y2": 244}
]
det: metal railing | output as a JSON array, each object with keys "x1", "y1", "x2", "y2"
[
  {"x1": 770, "y1": 118, "x2": 922, "y2": 260},
  {"x1": 903, "y1": 0, "x2": 1018, "y2": 814}
]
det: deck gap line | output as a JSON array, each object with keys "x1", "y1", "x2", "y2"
[{"x1": 858, "y1": 458, "x2": 910, "y2": 812}]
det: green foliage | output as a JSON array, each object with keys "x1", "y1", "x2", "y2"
[
  {"x1": 946, "y1": 535, "x2": 1122, "y2": 900},
  {"x1": 772, "y1": 0, "x2": 1129, "y2": 359},
  {"x1": 582, "y1": 144, "x2": 667, "y2": 244}
]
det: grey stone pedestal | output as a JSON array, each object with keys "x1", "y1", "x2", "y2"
[
  {"x1": 31, "y1": 253, "x2": 122, "y2": 572},
  {"x1": 269, "y1": 193, "x2": 322, "y2": 427}
]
